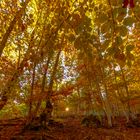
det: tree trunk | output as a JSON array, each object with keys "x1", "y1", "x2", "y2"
[
  {"x1": 120, "y1": 66, "x2": 132, "y2": 120},
  {"x1": 101, "y1": 66, "x2": 113, "y2": 127},
  {"x1": 32, "y1": 56, "x2": 51, "y2": 117},
  {"x1": 45, "y1": 49, "x2": 61, "y2": 118},
  {"x1": 28, "y1": 62, "x2": 36, "y2": 117},
  {"x1": 0, "y1": 58, "x2": 29, "y2": 110},
  {"x1": 113, "y1": 65, "x2": 129, "y2": 122},
  {"x1": 0, "y1": 28, "x2": 35, "y2": 110}
]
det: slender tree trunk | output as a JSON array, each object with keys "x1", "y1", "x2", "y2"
[
  {"x1": 0, "y1": 28, "x2": 35, "y2": 110},
  {"x1": 120, "y1": 66, "x2": 132, "y2": 120},
  {"x1": 28, "y1": 62, "x2": 36, "y2": 116},
  {"x1": 33, "y1": 56, "x2": 51, "y2": 117},
  {"x1": 0, "y1": 13, "x2": 46, "y2": 111},
  {"x1": 45, "y1": 49, "x2": 61, "y2": 117},
  {"x1": 77, "y1": 87, "x2": 81, "y2": 116},
  {"x1": 84, "y1": 64, "x2": 101, "y2": 116},
  {"x1": 96, "y1": 25, "x2": 113, "y2": 127},
  {"x1": 94, "y1": 73, "x2": 106, "y2": 124},
  {"x1": 0, "y1": 57, "x2": 29, "y2": 110},
  {"x1": 0, "y1": 0, "x2": 30, "y2": 57},
  {"x1": 113, "y1": 65, "x2": 129, "y2": 122},
  {"x1": 95, "y1": 45, "x2": 113, "y2": 127},
  {"x1": 100, "y1": 66, "x2": 113, "y2": 127}
]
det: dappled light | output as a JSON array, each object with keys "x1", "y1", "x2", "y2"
[{"x1": 0, "y1": 0, "x2": 140, "y2": 139}]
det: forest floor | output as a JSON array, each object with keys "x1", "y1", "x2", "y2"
[{"x1": 0, "y1": 116, "x2": 140, "y2": 140}]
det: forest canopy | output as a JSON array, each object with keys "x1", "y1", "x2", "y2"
[{"x1": 0, "y1": 0, "x2": 140, "y2": 128}]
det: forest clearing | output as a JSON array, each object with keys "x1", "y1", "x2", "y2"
[{"x1": 0, "y1": 0, "x2": 140, "y2": 139}]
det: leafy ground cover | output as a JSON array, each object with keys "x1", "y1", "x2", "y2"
[{"x1": 0, "y1": 117, "x2": 140, "y2": 140}]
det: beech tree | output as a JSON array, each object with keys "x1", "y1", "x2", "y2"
[{"x1": 0, "y1": 0, "x2": 140, "y2": 127}]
